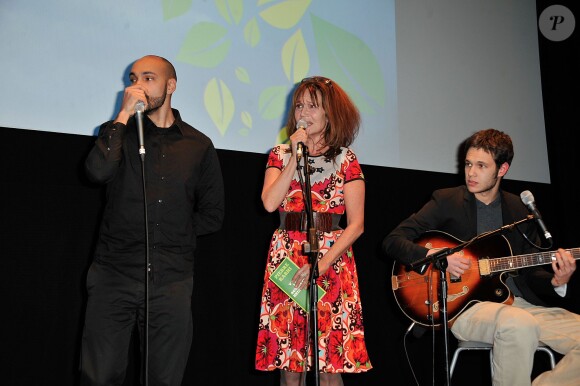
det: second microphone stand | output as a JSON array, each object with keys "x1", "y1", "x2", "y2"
[{"x1": 297, "y1": 147, "x2": 321, "y2": 386}]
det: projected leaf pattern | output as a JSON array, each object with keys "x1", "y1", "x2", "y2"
[
  {"x1": 216, "y1": 0, "x2": 243, "y2": 25},
  {"x1": 282, "y1": 29, "x2": 310, "y2": 83},
  {"x1": 165, "y1": 0, "x2": 386, "y2": 144},
  {"x1": 240, "y1": 110, "x2": 252, "y2": 136},
  {"x1": 257, "y1": 85, "x2": 287, "y2": 120},
  {"x1": 243, "y1": 18, "x2": 260, "y2": 47},
  {"x1": 204, "y1": 78, "x2": 234, "y2": 136},
  {"x1": 235, "y1": 66, "x2": 251, "y2": 84},
  {"x1": 162, "y1": 0, "x2": 193, "y2": 21}
]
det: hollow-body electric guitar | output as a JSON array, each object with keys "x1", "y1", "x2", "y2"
[{"x1": 391, "y1": 230, "x2": 579, "y2": 327}]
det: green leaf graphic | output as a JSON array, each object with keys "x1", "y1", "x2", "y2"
[
  {"x1": 215, "y1": 0, "x2": 244, "y2": 25},
  {"x1": 162, "y1": 0, "x2": 193, "y2": 21},
  {"x1": 276, "y1": 126, "x2": 289, "y2": 144},
  {"x1": 244, "y1": 18, "x2": 261, "y2": 47},
  {"x1": 258, "y1": 85, "x2": 288, "y2": 120},
  {"x1": 311, "y1": 14, "x2": 386, "y2": 114},
  {"x1": 241, "y1": 111, "x2": 252, "y2": 128},
  {"x1": 177, "y1": 22, "x2": 231, "y2": 68},
  {"x1": 259, "y1": 0, "x2": 311, "y2": 30},
  {"x1": 235, "y1": 67, "x2": 251, "y2": 84},
  {"x1": 204, "y1": 78, "x2": 235, "y2": 136},
  {"x1": 282, "y1": 29, "x2": 309, "y2": 83}
]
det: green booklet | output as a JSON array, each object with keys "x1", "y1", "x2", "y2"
[{"x1": 270, "y1": 257, "x2": 327, "y2": 311}]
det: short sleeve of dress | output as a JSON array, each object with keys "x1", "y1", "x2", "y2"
[
  {"x1": 266, "y1": 145, "x2": 285, "y2": 170},
  {"x1": 343, "y1": 148, "x2": 365, "y2": 183}
]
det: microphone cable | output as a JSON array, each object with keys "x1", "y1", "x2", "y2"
[{"x1": 403, "y1": 322, "x2": 420, "y2": 386}]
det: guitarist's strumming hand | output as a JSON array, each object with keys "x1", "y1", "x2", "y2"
[
  {"x1": 552, "y1": 248, "x2": 577, "y2": 287},
  {"x1": 426, "y1": 249, "x2": 471, "y2": 278}
]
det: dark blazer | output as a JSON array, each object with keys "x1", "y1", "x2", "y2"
[{"x1": 382, "y1": 185, "x2": 560, "y2": 306}]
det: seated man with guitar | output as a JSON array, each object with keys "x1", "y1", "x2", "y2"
[{"x1": 382, "y1": 128, "x2": 579, "y2": 385}]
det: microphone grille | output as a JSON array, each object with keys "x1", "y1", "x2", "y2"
[
  {"x1": 520, "y1": 190, "x2": 534, "y2": 205},
  {"x1": 135, "y1": 101, "x2": 145, "y2": 113},
  {"x1": 296, "y1": 119, "x2": 307, "y2": 130}
]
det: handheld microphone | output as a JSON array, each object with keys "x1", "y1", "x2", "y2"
[
  {"x1": 296, "y1": 119, "x2": 307, "y2": 162},
  {"x1": 135, "y1": 101, "x2": 146, "y2": 158},
  {"x1": 520, "y1": 190, "x2": 552, "y2": 240}
]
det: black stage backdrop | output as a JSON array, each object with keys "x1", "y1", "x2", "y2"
[{"x1": 1, "y1": 2, "x2": 578, "y2": 384}]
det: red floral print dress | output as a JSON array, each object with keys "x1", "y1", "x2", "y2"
[{"x1": 255, "y1": 144, "x2": 372, "y2": 374}]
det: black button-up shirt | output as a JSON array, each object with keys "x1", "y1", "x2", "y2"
[{"x1": 85, "y1": 109, "x2": 224, "y2": 284}]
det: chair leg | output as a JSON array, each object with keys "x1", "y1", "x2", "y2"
[
  {"x1": 450, "y1": 348, "x2": 464, "y2": 376},
  {"x1": 452, "y1": 342, "x2": 558, "y2": 383},
  {"x1": 536, "y1": 346, "x2": 557, "y2": 369}
]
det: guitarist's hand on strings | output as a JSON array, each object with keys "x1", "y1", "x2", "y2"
[
  {"x1": 427, "y1": 249, "x2": 472, "y2": 277},
  {"x1": 551, "y1": 248, "x2": 576, "y2": 287}
]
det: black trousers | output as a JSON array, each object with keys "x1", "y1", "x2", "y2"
[{"x1": 80, "y1": 261, "x2": 193, "y2": 386}]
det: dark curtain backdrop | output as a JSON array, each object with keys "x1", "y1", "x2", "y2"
[{"x1": 1, "y1": 1, "x2": 578, "y2": 385}]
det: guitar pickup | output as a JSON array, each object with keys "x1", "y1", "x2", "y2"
[
  {"x1": 391, "y1": 275, "x2": 399, "y2": 290},
  {"x1": 478, "y1": 259, "x2": 491, "y2": 276},
  {"x1": 449, "y1": 274, "x2": 461, "y2": 283}
]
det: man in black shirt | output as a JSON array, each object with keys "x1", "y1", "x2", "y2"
[{"x1": 80, "y1": 55, "x2": 224, "y2": 385}]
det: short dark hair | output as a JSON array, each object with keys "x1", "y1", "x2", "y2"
[{"x1": 464, "y1": 128, "x2": 514, "y2": 168}]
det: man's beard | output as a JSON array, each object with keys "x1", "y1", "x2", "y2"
[{"x1": 145, "y1": 92, "x2": 167, "y2": 113}]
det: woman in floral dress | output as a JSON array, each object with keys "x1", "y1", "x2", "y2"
[{"x1": 255, "y1": 76, "x2": 372, "y2": 386}]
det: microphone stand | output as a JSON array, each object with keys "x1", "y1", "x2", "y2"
[
  {"x1": 408, "y1": 215, "x2": 535, "y2": 386},
  {"x1": 135, "y1": 112, "x2": 150, "y2": 386},
  {"x1": 298, "y1": 147, "x2": 320, "y2": 386}
]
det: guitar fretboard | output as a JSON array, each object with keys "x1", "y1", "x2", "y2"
[{"x1": 479, "y1": 248, "x2": 580, "y2": 275}]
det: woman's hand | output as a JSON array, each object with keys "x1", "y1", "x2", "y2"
[
  {"x1": 290, "y1": 264, "x2": 311, "y2": 290},
  {"x1": 289, "y1": 127, "x2": 308, "y2": 161}
]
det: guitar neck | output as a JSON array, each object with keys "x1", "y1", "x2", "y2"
[{"x1": 479, "y1": 247, "x2": 580, "y2": 275}]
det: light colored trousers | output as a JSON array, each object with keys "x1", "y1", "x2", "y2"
[{"x1": 451, "y1": 297, "x2": 580, "y2": 386}]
